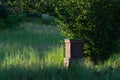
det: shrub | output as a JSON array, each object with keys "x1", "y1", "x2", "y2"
[
  {"x1": 84, "y1": 0, "x2": 120, "y2": 62},
  {"x1": 40, "y1": 0, "x2": 120, "y2": 62},
  {"x1": 0, "y1": 13, "x2": 26, "y2": 31},
  {"x1": 0, "y1": 2, "x2": 26, "y2": 31}
]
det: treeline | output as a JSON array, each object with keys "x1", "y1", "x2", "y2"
[
  {"x1": 0, "y1": 1, "x2": 26, "y2": 31},
  {"x1": 0, "y1": 0, "x2": 54, "y2": 31}
]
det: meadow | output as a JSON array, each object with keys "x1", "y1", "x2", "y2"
[{"x1": 0, "y1": 21, "x2": 120, "y2": 80}]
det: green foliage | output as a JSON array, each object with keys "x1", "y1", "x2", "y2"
[
  {"x1": 0, "y1": 0, "x2": 120, "y2": 62},
  {"x1": 40, "y1": 14, "x2": 57, "y2": 25},
  {"x1": 0, "y1": 13, "x2": 26, "y2": 31},
  {"x1": 39, "y1": 0, "x2": 120, "y2": 62},
  {"x1": 40, "y1": 0, "x2": 91, "y2": 38},
  {"x1": 84, "y1": 0, "x2": 120, "y2": 62},
  {"x1": 5, "y1": 0, "x2": 42, "y2": 16},
  {"x1": 0, "y1": 1, "x2": 26, "y2": 31}
]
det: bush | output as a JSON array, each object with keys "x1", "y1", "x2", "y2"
[
  {"x1": 84, "y1": 0, "x2": 120, "y2": 62},
  {"x1": 40, "y1": 0, "x2": 120, "y2": 63},
  {"x1": 40, "y1": 14, "x2": 56, "y2": 25},
  {"x1": 0, "y1": 13, "x2": 26, "y2": 31}
]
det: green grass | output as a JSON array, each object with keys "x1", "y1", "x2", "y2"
[{"x1": 0, "y1": 22, "x2": 120, "y2": 80}]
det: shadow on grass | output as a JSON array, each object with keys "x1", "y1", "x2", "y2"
[
  {"x1": 0, "y1": 23, "x2": 120, "y2": 80},
  {"x1": 0, "y1": 58, "x2": 120, "y2": 80},
  {"x1": 0, "y1": 64, "x2": 94, "y2": 80},
  {"x1": 1, "y1": 65, "x2": 120, "y2": 80}
]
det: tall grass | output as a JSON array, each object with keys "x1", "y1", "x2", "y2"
[
  {"x1": 0, "y1": 22, "x2": 64, "y2": 79},
  {"x1": 0, "y1": 21, "x2": 120, "y2": 80}
]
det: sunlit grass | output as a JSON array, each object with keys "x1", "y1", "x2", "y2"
[
  {"x1": 0, "y1": 22, "x2": 64, "y2": 68},
  {"x1": 0, "y1": 21, "x2": 120, "y2": 80}
]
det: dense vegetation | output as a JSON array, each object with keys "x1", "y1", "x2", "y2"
[
  {"x1": 0, "y1": 0, "x2": 120, "y2": 79},
  {"x1": 0, "y1": 2, "x2": 25, "y2": 31},
  {"x1": 85, "y1": 0, "x2": 120, "y2": 62},
  {"x1": 39, "y1": 0, "x2": 120, "y2": 62},
  {"x1": 0, "y1": 0, "x2": 120, "y2": 61},
  {"x1": 0, "y1": 21, "x2": 120, "y2": 80}
]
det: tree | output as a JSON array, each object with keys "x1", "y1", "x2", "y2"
[
  {"x1": 0, "y1": 1, "x2": 26, "y2": 31},
  {"x1": 39, "y1": 0, "x2": 120, "y2": 62},
  {"x1": 84, "y1": 0, "x2": 120, "y2": 62}
]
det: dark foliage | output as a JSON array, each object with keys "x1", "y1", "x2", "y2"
[
  {"x1": 84, "y1": 0, "x2": 120, "y2": 62},
  {"x1": 39, "y1": 0, "x2": 120, "y2": 62},
  {"x1": 0, "y1": 5, "x2": 8, "y2": 18}
]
